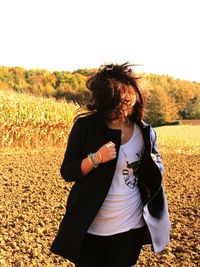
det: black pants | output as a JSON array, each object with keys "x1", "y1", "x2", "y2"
[{"x1": 76, "y1": 227, "x2": 146, "y2": 267}]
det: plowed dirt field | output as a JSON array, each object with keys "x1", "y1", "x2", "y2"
[{"x1": 0, "y1": 147, "x2": 199, "y2": 267}]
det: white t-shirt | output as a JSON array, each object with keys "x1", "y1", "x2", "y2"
[{"x1": 87, "y1": 123, "x2": 146, "y2": 236}]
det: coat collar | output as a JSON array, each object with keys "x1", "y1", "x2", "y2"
[{"x1": 136, "y1": 120, "x2": 151, "y2": 129}]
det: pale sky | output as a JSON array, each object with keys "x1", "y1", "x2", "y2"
[{"x1": 0, "y1": 0, "x2": 199, "y2": 82}]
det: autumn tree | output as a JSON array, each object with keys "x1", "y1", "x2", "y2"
[{"x1": 145, "y1": 85, "x2": 178, "y2": 126}]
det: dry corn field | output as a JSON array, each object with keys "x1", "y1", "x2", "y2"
[
  {"x1": 0, "y1": 90, "x2": 200, "y2": 266},
  {"x1": 0, "y1": 90, "x2": 77, "y2": 148}
]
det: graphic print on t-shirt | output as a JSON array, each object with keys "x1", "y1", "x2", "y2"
[{"x1": 122, "y1": 150, "x2": 142, "y2": 189}]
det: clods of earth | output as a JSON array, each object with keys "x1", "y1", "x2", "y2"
[{"x1": 0, "y1": 148, "x2": 199, "y2": 266}]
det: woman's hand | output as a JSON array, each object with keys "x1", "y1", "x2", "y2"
[{"x1": 96, "y1": 141, "x2": 116, "y2": 164}]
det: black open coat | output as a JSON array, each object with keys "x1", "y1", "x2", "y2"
[{"x1": 50, "y1": 113, "x2": 170, "y2": 264}]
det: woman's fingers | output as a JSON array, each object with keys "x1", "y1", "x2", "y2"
[
  {"x1": 99, "y1": 141, "x2": 116, "y2": 163},
  {"x1": 106, "y1": 142, "x2": 116, "y2": 159},
  {"x1": 106, "y1": 142, "x2": 116, "y2": 153},
  {"x1": 106, "y1": 141, "x2": 116, "y2": 148}
]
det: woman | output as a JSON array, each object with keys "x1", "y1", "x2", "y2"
[{"x1": 50, "y1": 63, "x2": 170, "y2": 267}]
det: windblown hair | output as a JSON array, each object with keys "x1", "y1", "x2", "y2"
[{"x1": 75, "y1": 62, "x2": 145, "y2": 122}]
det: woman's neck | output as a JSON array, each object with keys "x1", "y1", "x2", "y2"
[
  {"x1": 107, "y1": 118, "x2": 131, "y2": 129},
  {"x1": 107, "y1": 118, "x2": 134, "y2": 144}
]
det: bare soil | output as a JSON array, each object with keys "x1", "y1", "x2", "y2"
[
  {"x1": 0, "y1": 148, "x2": 199, "y2": 267},
  {"x1": 180, "y1": 120, "x2": 200, "y2": 125}
]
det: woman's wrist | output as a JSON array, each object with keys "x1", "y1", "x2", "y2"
[
  {"x1": 87, "y1": 150, "x2": 102, "y2": 169},
  {"x1": 87, "y1": 153, "x2": 99, "y2": 168},
  {"x1": 96, "y1": 150, "x2": 103, "y2": 164}
]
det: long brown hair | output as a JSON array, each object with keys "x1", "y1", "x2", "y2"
[{"x1": 75, "y1": 62, "x2": 145, "y2": 122}]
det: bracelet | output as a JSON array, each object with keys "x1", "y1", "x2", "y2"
[
  {"x1": 87, "y1": 153, "x2": 98, "y2": 168},
  {"x1": 87, "y1": 154, "x2": 93, "y2": 165},
  {"x1": 97, "y1": 150, "x2": 102, "y2": 163}
]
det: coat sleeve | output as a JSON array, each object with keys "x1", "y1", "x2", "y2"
[
  {"x1": 60, "y1": 118, "x2": 85, "y2": 182},
  {"x1": 150, "y1": 127, "x2": 164, "y2": 174}
]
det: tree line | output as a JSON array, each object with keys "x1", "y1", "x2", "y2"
[{"x1": 0, "y1": 66, "x2": 199, "y2": 126}]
